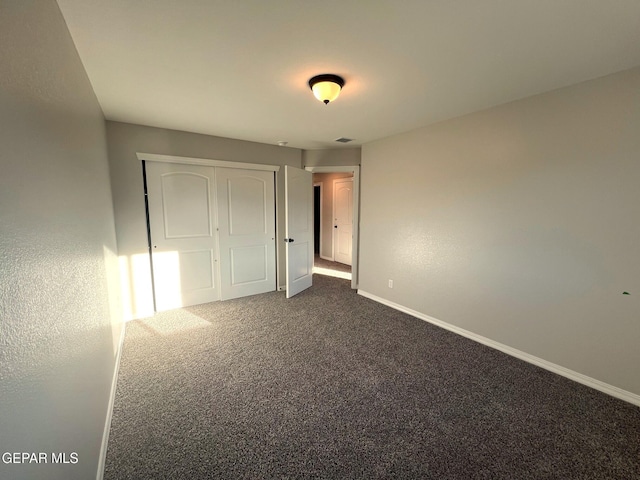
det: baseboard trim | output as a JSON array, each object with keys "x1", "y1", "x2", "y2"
[
  {"x1": 96, "y1": 324, "x2": 127, "y2": 480},
  {"x1": 320, "y1": 254, "x2": 333, "y2": 262},
  {"x1": 357, "y1": 290, "x2": 640, "y2": 407}
]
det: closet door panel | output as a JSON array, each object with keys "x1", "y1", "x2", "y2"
[
  {"x1": 217, "y1": 168, "x2": 276, "y2": 300},
  {"x1": 146, "y1": 162, "x2": 220, "y2": 311}
]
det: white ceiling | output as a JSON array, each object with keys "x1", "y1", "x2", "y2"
[{"x1": 56, "y1": 0, "x2": 640, "y2": 150}]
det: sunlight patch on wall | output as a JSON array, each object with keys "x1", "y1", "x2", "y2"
[
  {"x1": 103, "y1": 245, "x2": 124, "y2": 356},
  {"x1": 119, "y1": 253, "x2": 155, "y2": 320}
]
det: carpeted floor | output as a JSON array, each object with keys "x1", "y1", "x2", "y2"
[
  {"x1": 104, "y1": 275, "x2": 640, "y2": 479},
  {"x1": 314, "y1": 254, "x2": 352, "y2": 274}
]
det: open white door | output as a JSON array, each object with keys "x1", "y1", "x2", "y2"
[{"x1": 285, "y1": 165, "x2": 313, "y2": 298}]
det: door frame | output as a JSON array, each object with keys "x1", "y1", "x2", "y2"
[
  {"x1": 305, "y1": 165, "x2": 360, "y2": 289},
  {"x1": 138, "y1": 152, "x2": 279, "y2": 173}
]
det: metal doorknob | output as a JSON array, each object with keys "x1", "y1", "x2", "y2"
[{"x1": 284, "y1": 238, "x2": 295, "y2": 242}]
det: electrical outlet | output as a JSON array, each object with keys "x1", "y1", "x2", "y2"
[{"x1": 388, "y1": 279, "x2": 393, "y2": 288}]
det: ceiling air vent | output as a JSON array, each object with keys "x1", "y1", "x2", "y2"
[{"x1": 335, "y1": 137, "x2": 353, "y2": 143}]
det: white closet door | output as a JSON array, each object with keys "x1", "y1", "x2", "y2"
[
  {"x1": 216, "y1": 167, "x2": 276, "y2": 300},
  {"x1": 146, "y1": 161, "x2": 220, "y2": 311}
]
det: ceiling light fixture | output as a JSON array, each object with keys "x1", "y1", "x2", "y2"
[{"x1": 308, "y1": 74, "x2": 345, "y2": 105}]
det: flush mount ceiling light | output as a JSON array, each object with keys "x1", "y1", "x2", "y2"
[{"x1": 308, "y1": 74, "x2": 345, "y2": 105}]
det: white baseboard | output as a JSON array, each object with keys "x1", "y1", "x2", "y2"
[
  {"x1": 319, "y1": 254, "x2": 334, "y2": 262},
  {"x1": 357, "y1": 290, "x2": 640, "y2": 407},
  {"x1": 96, "y1": 324, "x2": 126, "y2": 480}
]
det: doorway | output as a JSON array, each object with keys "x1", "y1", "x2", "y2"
[
  {"x1": 313, "y1": 180, "x2": 349, "y2": 279},
  {"x1": 306, "y1": 166, "x2": 360, "y2": 287}
]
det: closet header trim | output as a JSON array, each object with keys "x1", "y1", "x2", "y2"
[{"x1": 137, "y1": 152, "x2": 280, "y2": 172}]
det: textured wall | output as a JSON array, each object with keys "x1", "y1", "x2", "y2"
[
  {"x1": 359, "y1": 67, "x2": 640, "y2": 397},
  {"x1": 303, "y1": 147, "x2": 361, "y2": 168},
  {"x1": 0, "y1": 2, "x2": 122, "y2": 479},
  {"x1": 106, "y1": 121, "x2": 302, "y2": 318}
]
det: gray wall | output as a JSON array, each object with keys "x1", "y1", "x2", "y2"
[
  {"x1": 0, "y1": 2, "x2": 122, "y2": 479},
  {"x1": 313, "y1": 172, "x2": 353, "y2": 260},
  {"x1": 303, "y1": 147, "x2": 361, "y2": 168},
  {"x1": 106, "y1": 122, "x2": 302, "y2": 318},
  {"x1": 359, "y1": 67, "x2": 640, "y2": 397}
]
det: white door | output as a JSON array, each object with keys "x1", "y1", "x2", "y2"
[
  {"x1": 285, "y1": 165, "x2": 313, "y2": 298},
  {"x1": 146, "y1": 162, "x2": 219, "y2": 311},
  {"x1": 333, "y1": 178, "x2": 353, "y2": 265},
  {"x1": 216, "y1": 168, "x2": 276, "y2": 300}
]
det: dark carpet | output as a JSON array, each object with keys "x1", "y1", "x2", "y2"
[{"x1": 104, "y1": 274, "x2": 640, "y2": 479}]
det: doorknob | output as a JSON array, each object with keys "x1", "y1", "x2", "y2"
[{"x1": 284, "y1": 238, "x2": 295, "y2": 242}]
